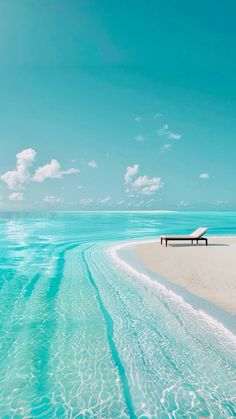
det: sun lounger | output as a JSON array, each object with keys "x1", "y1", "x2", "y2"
[{"x1": 160, "y1": 227, "x2": 208, "y2": 247}]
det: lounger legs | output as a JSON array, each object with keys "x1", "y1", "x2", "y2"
[{"x1": 161, "y1": 238, "x2": 208, "y2": 246}]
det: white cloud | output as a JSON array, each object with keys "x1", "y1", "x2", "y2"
[
  {"x1": 199, "y1": 173, "x2": 210, "y2": 179},
  {"x1": 100, "y1": 196, "x2": 111, "y2": 204},
  {"x1": 134, "y1": 116, "x2": 142, "y2": 122},
  {"x1": 17, "y1": 148, "x2": 36, "y2": 162},
  {"x1": 1, "y1": 148, "x2": 36, "y2": 190},
  {"x1": 157, "y1": 124, "x2": 169, "y2": 136},
  {"x1": 117, "y1": 200, "x2": 125, "y2": 205},
  {"x1": 124, "y1": 164, "x2": 139, "y2": 184},
  {"x1": 88, "y1": 160, "x2": 97, "y2": 168},
  {"x1": 62, "y1": 167, "x2": 79, "y2": 175},
  {"x1": 133, "y1": 175, "x2": 163, "y2": 195},
  {"x1": 160, "y1": 144, "x2": 172, "y2": 153},
  {"x1": 153, "y1": 113, "x2": 163, "y2": 119},
  {"x1": 157, "y1": 124, "x2": 182, "y2": 140},
  {"x1": 44, "y1": 195, "x2": 64, "y2": 204},
  {"x1": 77, "y1": 185, "x2": 83, "y2": 189},
  {"x1": 8, "y1": 192, "x2": 24, "y2": 201},
  {"x1": 179, "y1": 200, "x2": 189, "y2": 207},
  {"x1": 80, "y1": 197, "x2": 93, "y2": 206},
  {"x1": 124, "y1": 165, "x2": 163, "y2": 196},
  {"x1": 168, "y1": 132, "x2": 182, "y2": 140},
  {"x1": 216, "y1": 200, "x2": 228, "y2": 205},
  {"x1": 32, "y1": 159, "x2": 79, "y2": 182},
  {"x1": 135, "y1": 135, "x2": 145, "y2": 142}
]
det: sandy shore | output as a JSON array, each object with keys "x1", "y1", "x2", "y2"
[{"x1": 134, "y1": 237, "x2": 236, "y2": 315}]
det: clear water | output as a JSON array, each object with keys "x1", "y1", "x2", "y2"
[{"x1": 0, "y1": 211, "x2": 235, "y2": 418}]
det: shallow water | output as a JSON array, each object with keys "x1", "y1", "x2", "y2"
[{"x1": 0, "y1": 211, "x2": 235, "y2": 418}]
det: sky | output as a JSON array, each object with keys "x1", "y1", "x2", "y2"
[{"x1": 0, "y1": 0, "x2": 236, "y2": 211}]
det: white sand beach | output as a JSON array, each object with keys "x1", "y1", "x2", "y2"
[{"x1": 135, "y1": 237, "x2": 236, "y2": 315}]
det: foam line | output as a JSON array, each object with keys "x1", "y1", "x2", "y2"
[{"x1": 107, "y1": 239, "x2": 236, "y2": 348}]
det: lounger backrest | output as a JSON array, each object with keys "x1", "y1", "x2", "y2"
[{"x1": 190, "y1": 227, "x2": 208, "y2": 238}]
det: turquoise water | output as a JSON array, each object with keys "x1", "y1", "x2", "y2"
[{"x1": 0, "y1": 211, "x2": 236, "y2": 418}]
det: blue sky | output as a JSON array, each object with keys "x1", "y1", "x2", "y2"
[{"x1": 0, "y1": 0, "x2": 236, "y2": 210}]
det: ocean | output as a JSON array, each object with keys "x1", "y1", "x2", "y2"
[{"x1": 0, "y1": 211, "x2": 235, "y2": 417}]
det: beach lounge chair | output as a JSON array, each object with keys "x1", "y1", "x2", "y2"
[{"x1": 160, "y1": 227, "x2": 208, "y2": 247}]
